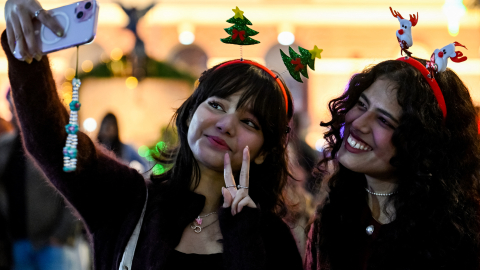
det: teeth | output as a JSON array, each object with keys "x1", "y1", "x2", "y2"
[{"x1": 347, "y1": 135, "x2": 371, "y2": 151}]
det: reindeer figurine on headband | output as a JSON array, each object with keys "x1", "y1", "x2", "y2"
[
  {"x1": 426, "y1": 42, "x2": 468, "y2": 77},
  {"x1": 390, "y1": 7, "x2": 418, "y2": 57}
]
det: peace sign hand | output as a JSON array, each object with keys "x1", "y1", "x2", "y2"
[{"x1": 222, "y1": 146, "x2": 257, "y2": 216}]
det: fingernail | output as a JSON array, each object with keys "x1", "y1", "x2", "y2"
[
  {"x1": 35, "y1": 54, "x2": 42, "y2": 61},
  {"x1": 56, "y1": 31, "x2": 63, "y2": 37},
  {"x1": 221, "y1": 187, "x2": 224, "y2": 196},
  {"x1": 245, "y1": 145, "x2": 249, "y2": 150},
  {"x1": 25, "y1": 57, "x2": 32, "y2": 64}
]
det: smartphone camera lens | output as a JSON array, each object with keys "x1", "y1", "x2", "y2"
[
  {"x1": 85, "y1": 2, "x2": 92, "y2": 9},
  {"x1": 77, "y1": 11, "x2": 84, "y2": 19}
]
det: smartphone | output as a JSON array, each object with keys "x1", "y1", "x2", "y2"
[{"x1": 14, "y1": 0, "x2": 99, "y2": 59}]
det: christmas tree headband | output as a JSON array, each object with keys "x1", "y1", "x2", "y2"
[
  {"x1": 215, "y1": 59, "x2": 289, "y2": 112},
  {"x1": 217, "y1": 6, "x2": 323, "y2": 114},
  {"x1": 390, "y1": 7, "x2": 468, "y2": 120}
]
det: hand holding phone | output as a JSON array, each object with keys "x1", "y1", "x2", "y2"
[{"x1": 5, "y1": 0, "x2": 99, "y2": 62}]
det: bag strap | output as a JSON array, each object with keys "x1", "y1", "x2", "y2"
[{"x1": 119, "y1": 188, "x2": 148, "y2": 270}]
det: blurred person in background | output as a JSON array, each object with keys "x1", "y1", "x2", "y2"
[
  {"x1": 283, "y1": 142, "x2": 317, "y2": 260},
  {"x1": 97, "y1": 112, "x2": 148, "y2": 172},
  {"x1": 290, "y1": 112, "x2": 320, "y2": 195},
  {"x1": 0, "y1": 90, "x2": 89, "y2": 270}
]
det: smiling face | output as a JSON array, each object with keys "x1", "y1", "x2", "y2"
[
  {"x1": 337, "y1": 78, "x2": 402, "y2": 180},
  {"x1": 187, "y1": 91, "x2": 265, "y2": 173}
]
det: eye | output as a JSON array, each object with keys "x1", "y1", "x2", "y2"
[
  {"x1": 379, "y1": 117, "x2": 395, "y2": 129},
  {"x1": 404, "y1": 25, "x2": 407, "y2": 29},
  {"x1": 242, "y1": 119, "x2": 260, "y2": 130},
  {"x1": 208, "y1": 101, "x2": 224, "y2": 111},
  {"x1": 443, "y1": 49, "x2": 446, "y2": 54},
  {"x1": 357, "y1": 100, "x2": 367, "y2": 110}
]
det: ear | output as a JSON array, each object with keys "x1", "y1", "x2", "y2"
[{"x1": 254, "y1": 151, "x2": 267, "y2": 165}]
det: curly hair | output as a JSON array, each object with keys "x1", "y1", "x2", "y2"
[
  {"x1": 311, "y1": 59, "x2": 480, "y2": 269},
  {"x1": 150, "y1": 62, "x2": 294, "y2": 217}
]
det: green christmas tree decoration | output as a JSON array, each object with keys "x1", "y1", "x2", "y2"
[
  {"x1": 221, "y1": 7, "x2": 260, "y2": 46},
  {"x1": 280, "y1": 45, "x2": 322, "y2": 83}
]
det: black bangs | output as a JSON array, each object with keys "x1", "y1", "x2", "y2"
[{"x1": 196, "y1": 62, "x2": 290, "y2": 135}]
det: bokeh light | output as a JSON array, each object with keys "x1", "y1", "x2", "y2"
[
  {"x1": 153, "y1": 164, "x2": 165, "y2": 175},
  {"x1": 82, "y1": 60, "x2": 94, "y2": 73},
  {"x1": 126, "y1": 77, "x2": 138, "y2": 89},
  {"x1": 64, "y1": 68, "x2": 76, "y2": 80},
  {"x1": 138, "y1": 145, "x2": 150, "y2": 157},
  {"x1": 443, "y1": 0, "x2": 466, "y2": 37},
  {"x1": 83, "y1": 118, "x2": 97, "y2": 132},
  {"x1": 110, "y1": 48, "x2": 123, "y2": 61},
  {"x1": 179, "y1": 31, "x2": 195, "y2": 45},
  {"x1": 277, "y1": 32, "x2": 295, "y2": 45}
]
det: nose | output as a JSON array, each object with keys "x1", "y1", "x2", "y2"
[
  {"x1": 351, "y1": 112, "x2": 373, "y2": 134},
  {"x1": 398, "y1": 29, "x2": 404, "y2": 35},
  {"x1": 215, "y1": 114, "x2": 236, "y2": 136},
  {"x1": 438, "y1": 51, "x2": 444, "y2": 58}
]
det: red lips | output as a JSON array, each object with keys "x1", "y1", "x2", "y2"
[{"x1": 206, "y1": 135, "x2": 231, "y2": 151}]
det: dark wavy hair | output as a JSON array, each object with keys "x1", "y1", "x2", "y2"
[
  {"x1": 150, "y1": 61, "x2": 294, "y2": 217},
  {"x1": 311, "y1": 59, "x2": 480, "y2": 269}
]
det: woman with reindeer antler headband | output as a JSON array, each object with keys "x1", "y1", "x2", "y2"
[
  {"x1": 2, "y1": 2, "x2": 305, "y2": 270},
  {"x1": 305, "y1": 7, "x2": 480, "y2": 270}
]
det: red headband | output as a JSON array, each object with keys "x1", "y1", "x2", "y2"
[
  {"x1": 215, "y1": 59, "x2": 289, "y2": 113},
  {"x1": 396, "y1": 56, "x2": 447, "y2": 119}
]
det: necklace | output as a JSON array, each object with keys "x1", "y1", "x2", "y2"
[
  {"x1": 190, "y1": 219, "x2": 219, "y2": 234},
  {"x1": 194, "y1": 212, "x2": 217, "y2": 225},
  {"x1": 365, "y1": 187, "x2": 397, "y2": 196}
]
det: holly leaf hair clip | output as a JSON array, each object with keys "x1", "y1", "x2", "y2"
[
  {"x1": 221, "y1": 6, "x2": 260, "y2": 45},
  {"x1": 280, "y1": 45, "x2": 322, "y2": 83}
]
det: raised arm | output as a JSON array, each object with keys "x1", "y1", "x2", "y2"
[{"x1": 1, "y1": 0, "x2": 146, "y2": 234}]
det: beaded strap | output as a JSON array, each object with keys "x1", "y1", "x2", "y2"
[{"x1": 63, "y1": 78, "x2": 81, "y2": 172}]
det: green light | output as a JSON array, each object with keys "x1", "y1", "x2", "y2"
[
  {"x1": 156, "y1": 141, "x2": 167, "y2": 153},
  {"x1": 138, "y1": 145, "x2": 150, "y2": 157},
  {"x1": 153, "y1": 164, "x2": 165, "y2": 175}
]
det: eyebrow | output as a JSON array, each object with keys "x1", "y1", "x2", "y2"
[{"x1": 360, "y1": 93, "x2": 400, "y2": 124}]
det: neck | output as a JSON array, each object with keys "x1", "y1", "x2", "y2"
[
  {"x1": 365, "y1": 174, "x2": 397, "y2": 224},
  {"x1": 190, "y1": 163, "x2": 225, "y2": 214}
]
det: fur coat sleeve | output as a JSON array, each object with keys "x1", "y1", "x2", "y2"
[{"x1": 0, "y1": 30, "x2": 146, "y2": 240}]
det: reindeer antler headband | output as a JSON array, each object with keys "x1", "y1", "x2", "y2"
[{"x1": 390, "y1": 7, "x2": 468, "y2": 120}]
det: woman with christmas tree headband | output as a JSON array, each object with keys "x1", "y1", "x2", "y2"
[
  {"x1": 3, "y1": 1, "x2": 304, "y2": 269},
  {"x1": 305, "y1": 7, "x2": 480, "y2": 270}
]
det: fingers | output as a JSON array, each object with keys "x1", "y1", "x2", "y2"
[
  {"x1": 222, "y1": 187, "x2": 232, "y2": 208},
  {"x1": 239, "y1": 146, "x2": 250, "y2": 193},
  {"x1": 10, "y1": 13, "x2": 31, "y2": 62},
  {"x1": 231, "y1": 188, "x2": 247, "y2": 215},
  {"x1": 237, "y1": 196, "x2": 257, "y2": 213},
  {"x1": 6, "y1": 21, "x2": 16, "y2": 55},
  {"x1": 18, "y1": 10, "x2": 40, "y2": 59},
  {"x1": 37, "y1": 10, "x2": 64, "y2": 37},
  {"x1": 224, "y1": 148, "x2": 256, "y2": 216},
  {"x1": 224, "y1": 153, "x2": 237, "y2": 198}
]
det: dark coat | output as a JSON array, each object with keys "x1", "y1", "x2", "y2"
[{"x1": 1, "y1": 31, "x2": 302, "y2": 270}]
